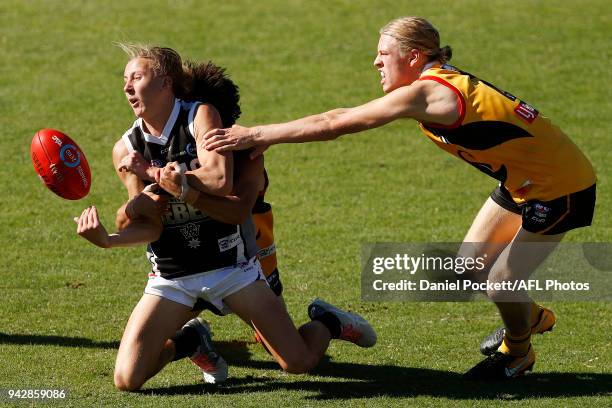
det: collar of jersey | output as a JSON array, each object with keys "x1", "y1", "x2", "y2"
[
  {"x1": 420, "y1": 61, "x2": 440, "y2": 75},
  {"x1": 137, "y1": 98, "x2": 181, "y2": 145}
]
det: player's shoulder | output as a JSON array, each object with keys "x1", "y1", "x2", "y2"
[
  {"x1": 114, "y1": 119, "x2": 139, "y2": 157},
  {"x1": 112, "y1": 137, "x2": 129, "y2": 161},
  {"x1": 193, "y1": 102, "x2": 221, "y2": 121},
  {"x1": 113, "y1": 119, "x2": 142, "y2": 152},
  {"x1": 190, "y1": 102, "x2": 222, "y2": 137}
]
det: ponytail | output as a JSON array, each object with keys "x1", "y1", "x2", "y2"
[{"x1": 431, "y1": 45, "x2": 452, "y2": 64}]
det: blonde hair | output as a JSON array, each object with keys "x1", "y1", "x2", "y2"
[
  {"x1": 379, "y1": 17, "x2": 452, "y2": 63},
  {"x1": 117, "y1": 43, "x2": 187, "y2": 96},
  {"x1": 117, "y1": 42, "x2": 241, "y2": 126}
]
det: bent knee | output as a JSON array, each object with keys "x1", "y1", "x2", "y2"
[
  {"x1": 279, "y1": 353, "x2": 318, "y2": 374},
  {"x1": 114, "y1": 369, "x2": 145, "y2": 392}
]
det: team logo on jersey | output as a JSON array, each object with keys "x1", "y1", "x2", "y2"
[
  {"x1": 533, "y1": 203, "x2": 551, "y2": 218},
  {"x1": 514, "y1": 101, "x2": 539, "y2": 124},
  {"x1": 186, "y1": 143, "x2": 197, "y2": 156},
  {"x1": 180, "y1": 222, "x2": 201, "y2": 249},
  {"x1": 526, "y1": 202, "x2": 551, "y2": 224},
  {"x1": 150, "y1": 159, "x2": 165, "y2": 168}
]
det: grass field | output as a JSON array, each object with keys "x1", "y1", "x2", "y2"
[{"x1": 1, "y1": 0, "x2": 611, "y2": 406}]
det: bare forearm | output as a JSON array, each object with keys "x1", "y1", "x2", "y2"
[
  {"x1": 187, "y1": 190, "x2": 251, "y2": 225},
  {"x1": 252, "y1": 109, "x2": 351, "y2": 145},
  {"x1": 185, "y1": 168, "x2": 232, "y2": 196},
  {"x1": 107, "y1": 219, "x2": 162, "y2": 247}
]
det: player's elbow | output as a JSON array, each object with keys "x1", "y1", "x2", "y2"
[
  {"x1": 210, "y1": 176, "x2": 233, "y2": 196},
  {"x1": 187, "y1": 167, "x2": 233, "y2": 196},
  {"x1": 224, "y1": 205, "x2": 251, "y2": 225},
  {"x1": 115, "y1": 206, "x2": 131, "y2": 231},
  {"x1": 198, "y1": 172, "x2": 232, "y2": 196},
  {"x1": 320, "y1": 114, "x2": 343, "y2": 141}
]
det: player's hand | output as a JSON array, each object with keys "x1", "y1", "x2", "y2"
[
  {"x1": 74, "y1": 206, "x2": 110, "y2": 248},
  {"x1": 118, "y1": 151, "x2": 158, "y2": 181},
  {"x1": 158, "y1": 162, "x2": 183, "y2": 198},
  {"x1": 126, "y1": 184, "x2": 169, "y2": 219},
  {"x1": 203, "y1": 124, "x2": 256, "y2": 152}
]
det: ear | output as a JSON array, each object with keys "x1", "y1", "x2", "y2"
[
  {"x1": 407, "y1": 49, "x2": 422, "y2": 67},
  {"x1": 161, "y1": 76, "x2": 173, "y2": 90}
]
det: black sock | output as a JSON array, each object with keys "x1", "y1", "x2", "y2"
[
  {"x1": 312, "y1": 312, "x2": 342, "y2": 339},
  {"x1": 171, "y1": 326, "x2": 201, "y2": 361}
]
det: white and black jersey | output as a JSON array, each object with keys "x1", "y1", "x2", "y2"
[{"x1": 121, "y1": 98, "x2": 258, "y2": 279}]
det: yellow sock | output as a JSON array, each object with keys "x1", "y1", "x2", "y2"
[
  {"x1": 499, "y1": 329, "x2": 531, "y2": 357},
  {"x1": 530, "y1": 302, "x2": 542, "y2": 327}
]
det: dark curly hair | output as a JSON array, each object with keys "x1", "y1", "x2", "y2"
[{"x1": 182, "y1": 60, "x2": 241, "y2": 127}]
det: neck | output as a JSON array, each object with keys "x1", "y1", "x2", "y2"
[
  {"x1": 420, "y1": 60, "x2": 438, "y2": 73},
  {"x1": 142, "y1": 97, "x2": 175, "y2": 137}
]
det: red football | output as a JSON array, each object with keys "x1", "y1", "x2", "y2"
[{"x1": 31, "y1": 128, "x2": 91, "y2": 200}]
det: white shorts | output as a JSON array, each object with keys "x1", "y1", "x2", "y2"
[{"x1": 144, "y1": 257, "x2": 264, "y2": 315}]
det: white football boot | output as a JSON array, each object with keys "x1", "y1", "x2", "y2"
[{"x1": 182, "y1": 317, "x2": 228, "y2": 384}]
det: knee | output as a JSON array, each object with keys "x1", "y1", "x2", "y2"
[
  {"x1": 279, "y1": 352, "x2": 318, "y2": 374},
  {"x1": 113, "y1": 368, "x2": 145, "y2": 392},
  {"x1": 486, "y1": 286, "x2": 505, "y2": 303}
]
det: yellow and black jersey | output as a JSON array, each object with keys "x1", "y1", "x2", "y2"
[{"x1": 418, "y1": 65, "x2": 595, "y2": 203}]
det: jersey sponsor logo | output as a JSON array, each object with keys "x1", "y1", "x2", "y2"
[
  {"x1": 218, "y1": 232, "x2": 241, "y2": 252},
  {"x1": 162, "y1": 200, "x2": 207, "y2": 225},
  {"x1": 180, "y1": 222, "x2": 201, "y2": 249},
  {"x1": 514, "y1": 101, "x2": 539, "y2": 124}
]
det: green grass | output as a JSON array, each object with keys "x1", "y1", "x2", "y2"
[{"x1": 1, "y1": 0, "x2": 611, "y2": 406}]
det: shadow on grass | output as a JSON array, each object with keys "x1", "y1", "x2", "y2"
[
  {"x1": 143, "y1": 359, "x2": 612, "y2": 401},
  {"x1": 0, "y1": 332, "x2": 252, "y2": 354},
  {"x1": 3, "y1": 332, "x2": 610, "y2": 400},
  {"x1": 0, "y1": 332, "x2": 120, "y2": 349}
]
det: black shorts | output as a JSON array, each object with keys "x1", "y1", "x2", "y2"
[{"x1": 490, "y1": 184, "x2": 596, "y2": 235}]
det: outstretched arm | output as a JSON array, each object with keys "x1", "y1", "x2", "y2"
[
  {"x1": 74, "y1": 200, "x2": 164, "y2": 249},
  {"x1": 203, "y1": 80, "x2": 460, "y2": 152},
  {"x1": 74, "y1": 140, "x2": 168, "y2": 249}
]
